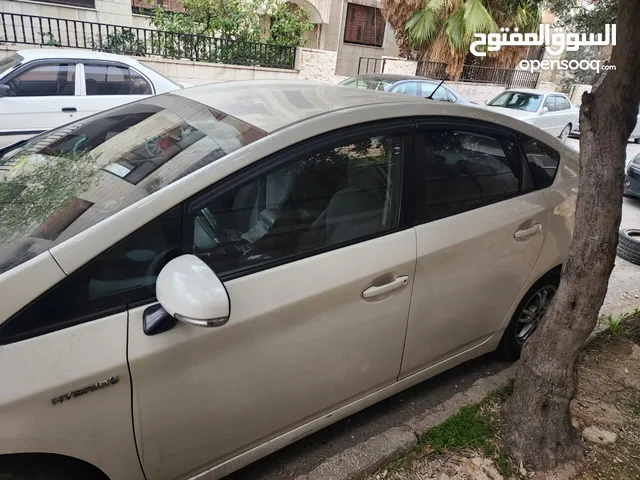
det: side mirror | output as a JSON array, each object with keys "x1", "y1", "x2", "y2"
[
  {"x1": 541, "y1": 107, "x2": 549, "y2": 114},
  {"x1": 156, "y1": 254, "x2": 230, "y2": 328},
  {"x1": 0, "y1": 85, "x2": 10, "y2": 97}
]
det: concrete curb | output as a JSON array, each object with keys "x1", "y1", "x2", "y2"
[{"x1": 294, "y1": 366, "x2": 516, "y2": 480}]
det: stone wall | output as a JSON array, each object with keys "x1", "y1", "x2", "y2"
[
  {"x1": 0, "y1": 44, "x2": 347, "y2": 85},
  {"x1": 139, "y1": 56, "x2": 300, "y2": 85},
  {"x1": 382, "y1": 57, "x2": 417, "y2": 76},
  {"x1": 447, "y1": 81, "x2": 505, "y2": 104}
]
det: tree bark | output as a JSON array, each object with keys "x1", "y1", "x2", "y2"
[{"x1": 503, "y1": 0, "x2": 640, "y2": 470}]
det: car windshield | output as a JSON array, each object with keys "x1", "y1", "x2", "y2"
[
  {"x1": 487, "y1": 92, "x2": 543, "y2": 112},
  {"x1": 0, "y1": 53, "x2": 24, "y2": 77},
  {"x1": 339, "y1": 76, "x2": 394, "y2": 91},
  {"x1": 0, "y1": 94, "x2": 267, "y2": 275}
]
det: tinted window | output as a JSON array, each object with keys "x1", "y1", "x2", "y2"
[
  {"x1": 488, "y1": 91, "x2": 543, "y2": 112},
  {"x1": 0, "y1": 95, "x2": 267, "y2": 275},
  {"x1": 0, "y1": 207, "x2": 182, "y2": 345},
  {"x1": 421, "y1": 83, "x2": 449, "y2": 102},
  {"x1": 543, "y1": 96, "x2": 557, "y2": 112},
  {"x1": 84, "y1": 63, "x2": 152, "y2": 95},
  {"x1": 190, "y1": 134, "x2": 403, "y2": 277},
  {"x1": 518, "y1": 134, "x2": 560, "y2": 188},
  {"x1": 391, "y1": 82, "x2": 419, "y2": 96},
  {"x1": 338, "y1": 77, "x2": 393, "y2": 91},
  {"x1": 421, "y1": 130, "x2": 522, "y2": 221},
  {"x1": 556, "y1": 97, "x2": 571, "y2": 110},
  {"x1": 4, "y1": 63, "x2": 75, "y2": 96}
]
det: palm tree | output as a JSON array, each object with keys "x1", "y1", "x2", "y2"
[{"x1": 381, "y1": 0, "x2": 541, "y2": 78}]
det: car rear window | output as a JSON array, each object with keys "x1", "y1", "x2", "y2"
[{"x1": 0, "y1": 94, "x2": 267, "y2": 275}]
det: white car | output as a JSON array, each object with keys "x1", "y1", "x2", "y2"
[
  {"x1": 0, "y1": 80, "x2": 578, "y2": 480},
  {"x1": 571, "y1": 104, "x2": 640, "y2": 143},
  {"x1": 0, "y1": 49, "x2": 184, "y2": 148},
  {"x1": 485, "y1": 89, "x2": 578, "y2": 141}
]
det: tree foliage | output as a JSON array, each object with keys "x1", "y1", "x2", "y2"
[
  {"x1": 548, "y1": 0, "x2": 618, "y2": 32},
  {"x1": 382, "y1": 0, "x2": 541, "y2": 77},
  {"x1": 148, "y1": 0, "x2": 312, "y2": 46}
]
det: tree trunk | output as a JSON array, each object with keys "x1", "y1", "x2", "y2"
[{"x1": 503, "y1": 0, "x2": 640, "y2": 471}]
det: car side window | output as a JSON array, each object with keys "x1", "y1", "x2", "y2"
[
  {"x1": 4, "y1": 63, "x2": 76, "y2": 97},
  {"x1": 517, "y1": 134, "x2": 560, "y2": 189},
  {"x1": 188, "y1": 133, "x2": 404, "y2": 278},
  {"x1": 0, "y1": 207, "x2": 182, "y2": 345},
  {"x1": 84, "y1": 63, "x2": 152, "y2": 96},
  {"x1": 421, "y1": 83, "x2": 449, "y2": 102},
  {"x1": 391, "y1": 82, "x2": 419, "y2": 96},
  {"x1": 420, "y1": 129, "x2": 523, "y2": 222},
  {"x1": 543, "y1": 96, "x2": 556, "y2": 112}
]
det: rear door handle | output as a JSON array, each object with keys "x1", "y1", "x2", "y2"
[
  {"x1": 362, "y1": 275, "x2": 409, "y2": 299},
  {"x1": 514, "y1": 223, "x2": 541, "y2": 239},
  {"x1": 62, "y1": 107, "x2": 77, "y2": 112}
]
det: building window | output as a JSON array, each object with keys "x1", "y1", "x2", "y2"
[
  {"x1": 36, "y1": 0, "x2": 95, "y2": 7},
  {"x1": 343, "y1": 3, "x2": 385, "y2": 47}
]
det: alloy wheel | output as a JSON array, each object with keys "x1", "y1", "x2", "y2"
[
  {"x1": 515, "y1": 285, "x2": 556, "y2": 346},
  {"x1": 560, "y1": 125, "x2": 571, "y2": 141}
]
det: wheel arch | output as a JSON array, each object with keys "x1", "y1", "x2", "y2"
[{"x1": 0, "y1": 452, "x2": 111, "y2": 479}]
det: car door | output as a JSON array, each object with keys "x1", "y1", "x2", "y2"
[
  {"x1": 127, "y1": 121, "x2": 417, "y2": 480},
  {"x1": 79, "y1": 61, "x2": 153, "y2": 118},
  {"x1": 556, "y1": 96, "x2": 575, "y2": 132},
  {"x1": 535, "y1": 95, "x2": 558, "y2": 134},
  {"x1": 399, "y1": 119, "x2": 549, "y2": 376},
  {"x1": 0, "y1": 60, "x2": 82, "y2": 147}
]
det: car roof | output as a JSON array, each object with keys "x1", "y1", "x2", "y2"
[
  {"x1": 16, "y1": 48, "x2": 143, "y2": 66},
  {"x1": 504, "y1": 88, "x2": 565, "y2": 96},
  {"x1": 174, "y1": 79, "x2": 432, "y2": 133}
]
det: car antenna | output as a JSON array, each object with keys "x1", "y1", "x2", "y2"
[{"x1": 426, "y1": 74, "x2": 450, "y2": 100}]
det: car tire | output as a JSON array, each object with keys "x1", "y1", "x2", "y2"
[
  {"x1": 616, "y1": 229, "x2": 640, "y2": 266},
  {"x1": 559, "y1": 124, "x2": 571, "y2": 141},
  {"x1": 497, "y1": 270, "x2": 561, "y2": 360}
]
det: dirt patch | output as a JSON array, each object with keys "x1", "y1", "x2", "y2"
[{"x1": 369, "y1": 317, "x2": 640, "y2": 480}]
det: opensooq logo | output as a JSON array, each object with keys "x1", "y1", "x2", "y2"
[{"x1": 469, "y1": 23, "x2": 616, "y2": 57}]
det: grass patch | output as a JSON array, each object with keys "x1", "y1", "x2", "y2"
[
  {"x1": 589, "y1": 308, "x2": 640, "y2": 349},
  {"x1": 385, "y1": 385, "x2": 515, "y2": 477}
]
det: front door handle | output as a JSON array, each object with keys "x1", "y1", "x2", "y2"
[
  {"x1": 62, "y1": 107, "x2": 77, "y2": 112},
  {"x1": 514, "y1": 223, "x2": 542, "y2": 239},
  {"x1": 362, "y1": 275, "x2": 409, "y2": 299}
]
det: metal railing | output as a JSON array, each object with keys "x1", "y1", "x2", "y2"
[
  {"x1": 0, "y1": 12, "x2": 296, "y2": 69},
  {"x1": 416, "y1": 60, "x2": 447, "y2": 80},
  {"x1": 357, "y1": 57, "x2": 384, "y2": 75},
  {"x1": 459, "y1": 65, "x2": 539, "y2": 89}
]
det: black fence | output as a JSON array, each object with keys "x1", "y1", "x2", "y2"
[
  {"x1": 416, "y1": 60, "x2": 447, "y2": 80},
  {"x1": 0, "y1": 12, "x2": 296, "y2": 69},
  {"x1": 459, "y1": 65, "x2": 539, "y2": 89},
  {"x1": 357, "y1": 57, "x2": 384, "y2": 75}
]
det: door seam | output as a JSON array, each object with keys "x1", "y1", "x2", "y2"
[{"x1": 396, "y1": 227, "x2": 419, "y2": 380}]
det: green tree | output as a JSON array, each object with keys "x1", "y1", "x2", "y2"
[
  {"x1": 381, "y1": 0, "x2": 541, "y2": 77},
  {"x1": 503, "y1": 0, "x2": 640, "y2": 470}
]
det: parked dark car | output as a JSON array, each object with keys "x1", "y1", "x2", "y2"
[
  {"x1": 625, "y1": 152, "x2": 640, "y2": 198},
  {"x1": 338, "y1": 73, "x2": 475, "y2": 105}
]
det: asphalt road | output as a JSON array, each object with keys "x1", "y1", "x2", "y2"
[{"x1": 224, "y1": 139, "x2": 640, "y2": 480}]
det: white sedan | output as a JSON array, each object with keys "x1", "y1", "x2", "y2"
[
  {"x1": 484, "y1": 89, "x2": 578, "y2": 141},
  {"x1": 0, "y1": 49, "x2": 184, "y2": 148},
  {"x1": 0, "y1": 80, "x2": 577, "y2": 480}
]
